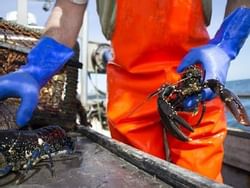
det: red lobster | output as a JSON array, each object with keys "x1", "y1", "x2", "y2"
[{"x1": 154, "y1": 65, "x2": 250, "y2": 141}]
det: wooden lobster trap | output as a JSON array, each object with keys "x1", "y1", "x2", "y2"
[{"x1": 0, "y1": 19, "x2": 87, "y2": 130}]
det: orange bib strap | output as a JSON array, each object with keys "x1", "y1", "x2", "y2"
[{"x1": 111, "y1": 0, "x2": 209, "y2": 71}]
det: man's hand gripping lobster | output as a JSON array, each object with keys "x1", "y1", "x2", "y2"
[
  {"x1": 156, "y1": 65, "x2": 250, "y2": 142},
  {"x1": 156, "y1": 7, "x2": 250, "y2": 141}
]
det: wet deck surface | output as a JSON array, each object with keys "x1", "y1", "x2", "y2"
[{"x1": 0, "y1": 134, "x2": 172, "y2": 188}]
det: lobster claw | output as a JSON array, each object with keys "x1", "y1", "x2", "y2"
[
  {"x1": 157, "y1": 97, "x2": 194, "y2": 141},
  {"x1": 206, "y1": 79, "x2": 250, "y2": 126}
]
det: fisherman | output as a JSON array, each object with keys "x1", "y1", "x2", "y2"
[{"x1": 0, "y1": 0, "x2": 249, "y2": 183}]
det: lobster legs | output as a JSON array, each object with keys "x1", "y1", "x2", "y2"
[{"x1": 158, "y1": 97, "x2": 194, "y2": 141}]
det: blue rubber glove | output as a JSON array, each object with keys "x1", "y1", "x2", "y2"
[
  {"x1": 0, "y1": 36, "x2": 74, "y2": 127},
  {"x1": 177, "y1": 7, "x2": 250, "y2": 109}
]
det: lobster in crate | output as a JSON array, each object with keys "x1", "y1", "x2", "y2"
[{"x1": 0, "y1": 19, "x2": 87, "y2": 130}]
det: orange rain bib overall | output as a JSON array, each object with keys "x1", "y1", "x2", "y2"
[{"x1": 106, "y1": 0, "x2": 227, "y2": 182}]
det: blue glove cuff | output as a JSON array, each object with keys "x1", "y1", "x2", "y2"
[
  {"x1": 19, "y1": 36, "x2": 74, "y2": 87},
  {"x1": 209, "y1": 7, "x2": 250, "y2": 59}
]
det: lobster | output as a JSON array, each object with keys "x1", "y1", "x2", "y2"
[
  {"x1": 154, "y1": 65, "x2": 250, "y2": 141},
  {"x1": 0, "y1": 125, "x2": 74, "y2": 184}
]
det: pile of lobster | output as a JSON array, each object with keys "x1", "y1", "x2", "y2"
[{"x1": 0, "y1": 124, "x2": 74, "y2": 184}]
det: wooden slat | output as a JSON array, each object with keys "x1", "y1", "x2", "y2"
[
  {"x1": 224, "y1": 128, "x2": 250, "y2": 172},
  {"x1": 0, "y1": 40, "x2": 30, "y2": 53}
]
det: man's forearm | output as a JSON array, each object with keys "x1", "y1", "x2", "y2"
[
  {"x1": 225, "y1": 0, "x2": 250, "y2": 17},
  {"x1": 43, "y1": 0, "x2": 87, "y2": 47}
]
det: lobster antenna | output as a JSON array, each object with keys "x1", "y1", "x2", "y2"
[{"x1": 114, "y1": 72, "x2": 194, "y2": 124}]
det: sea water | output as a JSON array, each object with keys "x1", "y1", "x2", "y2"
[{"x1": 226, "y1": 79, "x2": 250, "y2": 132}]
